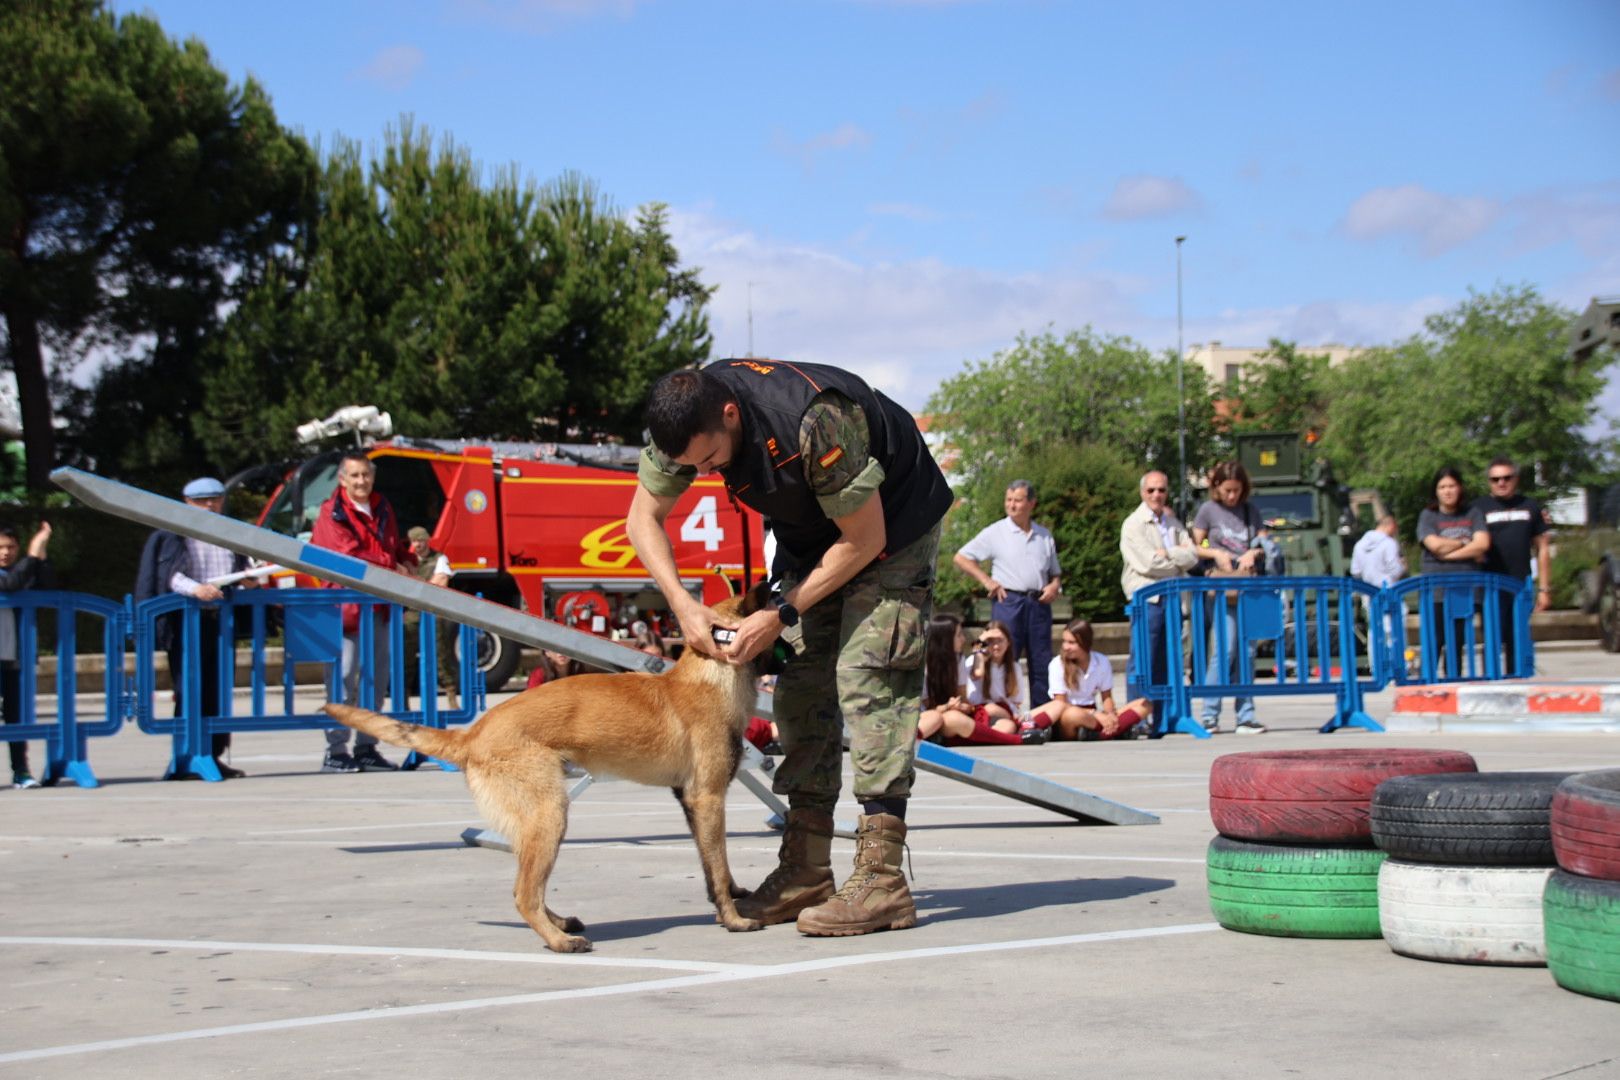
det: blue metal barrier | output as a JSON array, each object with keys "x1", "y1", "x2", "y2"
[
  {"x1": 1128, "y1": 575, "x2": 1390, "y2": 738},
  {"x1": 0, "y1": 591, "x2": 127, "y2": 788},
  {"x1": 131, "y1": 588, "x2": 484, "y2": 781},
  {"x1": 1380, "y1": 572, "x2": 1533, "y2": 684}
]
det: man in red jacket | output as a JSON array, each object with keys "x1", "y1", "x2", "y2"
[{"x1": 309, "y1": 450, "x2": 416, "y2": 772}]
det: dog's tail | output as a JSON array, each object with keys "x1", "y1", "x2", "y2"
[{"x1": 322, "y1": 704, "x2": 472, "y2": 765}]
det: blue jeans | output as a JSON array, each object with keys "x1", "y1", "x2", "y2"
[
  {"x1": 991, "y1": 591, "x2": 1053, "y2": 706},
  {"x1": 1200, "y1": 604, "x2": 1256, "y2": 728}
]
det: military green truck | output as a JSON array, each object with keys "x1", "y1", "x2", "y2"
[
  {"x1": 1233, "y1": 432, "x2": 1387, "y2": 579},
  {"x1": 1570, "y1": 296, "x2": 1620, "y2": 652}
]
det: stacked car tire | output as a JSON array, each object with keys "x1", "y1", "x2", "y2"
[
  {"x1": 1370, "y1": 771, "x2": 1574, "y2": 966},
  {"x1": 1546, "y1": 769, "x2": 1620, "y2": 1002},
  {"x1": 1206, "y1": 749, "x2": 1478, "y2": 938}
]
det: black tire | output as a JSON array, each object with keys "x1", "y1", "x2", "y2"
[
  {"x1": 1369, "y1": 771, "x2": 1576, "y2": 866},
  {"x1": 1543, "y1": 870, "x2": 1620, "y2": 1002},
  {"x1": 1206, "y1": 836, "x2": 1385, "y2": 939}
]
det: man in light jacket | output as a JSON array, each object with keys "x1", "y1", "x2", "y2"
[{"x1": 1119, "y1": 471, "x2": 1198, "y2": 733}]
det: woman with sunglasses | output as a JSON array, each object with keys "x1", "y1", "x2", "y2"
[{"x1": 1417, "y1": 466, "x2": 1491, "y2": 676}]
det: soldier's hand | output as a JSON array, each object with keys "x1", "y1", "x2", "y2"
[
  {"x1": 722, "y1": 608, "x2": 783, "y2": 665},
  {"x1": 675, "y1": 601, "x2": 727, "y2": 660}
]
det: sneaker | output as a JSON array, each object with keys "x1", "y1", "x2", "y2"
[
  {"x1": 1235, "y1": 721, "x2": 1268, "y2": 736},
  {"x1": 1019, "y1": 725, "x2": 1050, "y2": 746},
  {"x1": 352, "y1": 746, "x2": 399, "y2": 772},
  {"x1": 321, "y1": 752, "x2": 360, "y2": 773},
  {"x1": 13, "y1": 774, "x2": 40, "y2": 790}
]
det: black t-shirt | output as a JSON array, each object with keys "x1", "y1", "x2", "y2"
[{"x1": 1472, "y1": 493, "x2": 1547, "y2": 580}]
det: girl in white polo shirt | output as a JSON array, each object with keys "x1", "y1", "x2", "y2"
[{"x1": 1032, "y1": 618, "x2": 1150, "y2": 740}]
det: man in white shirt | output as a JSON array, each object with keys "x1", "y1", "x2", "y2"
[{"x1": 953, "y1": 480, "x2": 1062, "y2": 705}]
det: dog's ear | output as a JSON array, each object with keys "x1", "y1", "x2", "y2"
[{"x1": 741, "y1": 580, "x2": 772, "y2": 616}]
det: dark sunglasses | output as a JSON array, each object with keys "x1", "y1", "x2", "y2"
[
  {"x1": 1144, "y1": 487, "x2": 1168, "y2": 494},
  {"x1": 1488, "y1": 474, "x2": 1515, "y2": 483}
]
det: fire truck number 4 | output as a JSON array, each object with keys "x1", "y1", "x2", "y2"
[{"x1": 578, "y1": 496, "x2": 726, "y2": 570}]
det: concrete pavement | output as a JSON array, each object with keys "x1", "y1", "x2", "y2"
[{"x1": 2, "y1": 645, "x2": 1618, "y2": 1078}]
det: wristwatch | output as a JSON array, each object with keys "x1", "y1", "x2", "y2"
[{"x1": 770, "y1": 592, "x2": 800, "y2": 627}]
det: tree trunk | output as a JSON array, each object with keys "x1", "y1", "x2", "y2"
[{"x1": 0, "y1": 298, "x2": 58, "y2": 493}]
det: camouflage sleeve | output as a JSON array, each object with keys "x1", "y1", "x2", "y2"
[
  {"x1": 800, "y1": 391, "x2": 886, "y2": 520},
  {"x1": 637, "y1": 444, "x2": 696, "y2": 499}
]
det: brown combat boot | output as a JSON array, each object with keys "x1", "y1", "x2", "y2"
[
  {"x1": 734, "y1": 807, "x2": 835, "y2": 925},
  {"x1": 796, "y1": 813, "x2": 916, "y2": 937}
]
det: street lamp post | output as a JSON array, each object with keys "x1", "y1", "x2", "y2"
[{"x1": 1176, "y1": 235, "x2": 1187, "y2": 519}]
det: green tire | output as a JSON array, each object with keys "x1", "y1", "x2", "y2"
[
  {"x1": 1543, "y1": 870, "x2": 1620, "y2": 1003},
  {"x1": 1207, "y1": 836, "x2": 1386, "y2": 939}
]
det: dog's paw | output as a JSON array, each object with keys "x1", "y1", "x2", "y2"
[
  {"x1": 722, "y1": 916, "x2": 764, "y2": 933},
  {"x1": 547, "y1": 934, "x2": 593, "y2": 953}
]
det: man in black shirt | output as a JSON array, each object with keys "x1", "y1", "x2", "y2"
[{"x1": 1472, "y1": 456, "x2": 1550, "y2": 674}]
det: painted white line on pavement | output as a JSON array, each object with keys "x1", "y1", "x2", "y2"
[
  {"x1": 0, "y1": 936, "x2": 739, "y2": 973},
  {"x1": 0, "y1": 922, "x2": 1219, "y2": 1065}
]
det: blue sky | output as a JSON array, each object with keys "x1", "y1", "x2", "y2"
[{"x1": 116, "y1": 0, "x2": 1620, "y2": 413}]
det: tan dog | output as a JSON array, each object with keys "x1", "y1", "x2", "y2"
[{"x1": 323, "y1": 585, "x2": 769, "y2": 952}]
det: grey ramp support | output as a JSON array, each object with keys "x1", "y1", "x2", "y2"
[
  {"x1": 54, "y1": 466, "x2": 1157, "y2": 828},
  {"x1": 915, "y1": 741, "x2": 1160, "y2": 826}
]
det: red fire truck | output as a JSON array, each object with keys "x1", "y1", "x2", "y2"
[{"x1": 236, "y1": 435, "x2": 763, "y2": 690}]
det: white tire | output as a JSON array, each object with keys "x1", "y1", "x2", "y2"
[{"x1": 1377, "y1": 859, "x2": 1552, "y2": 966}]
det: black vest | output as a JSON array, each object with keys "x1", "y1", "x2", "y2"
[{"x1": 708, "y1": 359, "x2": 952, "y2": 572}]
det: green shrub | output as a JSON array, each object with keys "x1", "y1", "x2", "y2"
[{"x1": 936, "y1": 440, "x2": 1144, "y2": 623}]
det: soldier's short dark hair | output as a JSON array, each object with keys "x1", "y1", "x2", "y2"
[
  {"x1": 0, "y1": 525, "x2": 18, "y2": 544},
  {"x1": 645, "y1": 369, "x2": 735, "y2": 458}
]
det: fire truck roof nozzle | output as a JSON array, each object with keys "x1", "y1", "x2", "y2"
[{"x1": 296, "y1": 405, "x2": 394, "y2": 446}]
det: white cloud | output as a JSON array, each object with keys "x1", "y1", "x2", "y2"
[
  {"x1": 668, "y1": 206, "x2": 1143, "y2": 408},
  {"x1": 352, "y1": 45, "x2": 425, "y2": 92},
  {"x1": 1342, "y1": 184, "x2": 1501, "y2": 257},
  {"x1": 666, "y1": 205, "x2": 1459, "y2": 411},
  {"x1": 772, "y1": 123, "x2": 874, "y2": 171},
  {"x1": 1101, "y1": 175, "x2": 1203, "y2": 221}
]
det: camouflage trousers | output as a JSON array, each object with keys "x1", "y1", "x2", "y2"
[{"x1": 771, "y1": 522, "x2": 941, "y2": 813}]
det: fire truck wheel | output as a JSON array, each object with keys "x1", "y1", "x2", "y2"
[
  {"x1": 460, "y1": 629, "x2": 523, "y2": 694},
  {"x1": 1209, "y1": 748, "x2": 1478, "y2": 844},
  {"x1": 1370, "y1": 771, "x2": 1574, "y2": 866},
  {"x1": 1551, "y1": 770, "x2": 1620, "y2": 880}
]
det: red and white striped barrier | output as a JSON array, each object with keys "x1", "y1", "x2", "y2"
[{"x1": 1387, "y1": 681, "x2": 1620, "y2": 733}]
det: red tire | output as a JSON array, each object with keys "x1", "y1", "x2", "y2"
[
  {"x1": 1210, "y1": 748, "x2": 1478, "y2": 844},
  {"x1": 1551, "y1": 770, "x2": 1620, "y2": 880}
]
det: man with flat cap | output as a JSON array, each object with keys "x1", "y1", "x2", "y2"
[{"x1": 135, "y1": 477, "x2": 261, "y2": 779}]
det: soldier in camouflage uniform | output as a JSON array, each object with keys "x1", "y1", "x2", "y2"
[
  {"x1": 627, "y1": 361, "x2": 952, "y2": 938},
  {"x1": 403, "y1": 527, "x2": 461, "y2": 709}
]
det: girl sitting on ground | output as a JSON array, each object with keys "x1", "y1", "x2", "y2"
[
  {"x1": 917, "y1": 615, "x2": 1023, "y2": 746},
  {"x1": 965, "y1": 620, "x2": 1047, "y2": 744},
  {"x1": 1030, "y1": 618, "x2": 1150, "y2": 740}
]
